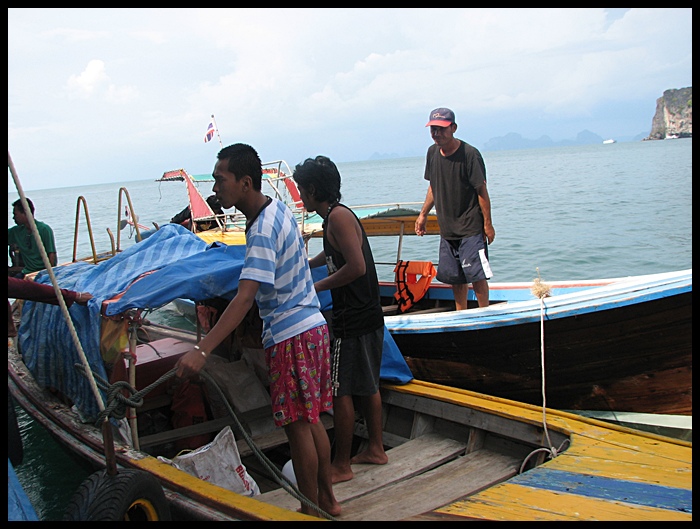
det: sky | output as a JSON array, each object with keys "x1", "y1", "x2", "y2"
[{"x1": 8, "y1": 8, "x2": 693, "y2": 191}]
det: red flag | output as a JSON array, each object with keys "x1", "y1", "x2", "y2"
[{"x1": 204, "y1": 122, "x2": 215, "y2": 143}]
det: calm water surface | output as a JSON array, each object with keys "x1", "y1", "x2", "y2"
[{"x1": 8, "y1": 139, "x2": 692, "y2": 520}]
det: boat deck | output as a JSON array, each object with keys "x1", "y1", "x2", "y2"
[{"x1": 257, "y1": 432, "x2": 521, "y2": 520}]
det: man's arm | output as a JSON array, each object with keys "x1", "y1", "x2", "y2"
[
  {"x1": 476, "y1": 183, "x2": 495, "y2": 244},
  {"x1": 8, "y1": 243, "x2": 24, "y2": 275},
  {"x1": 415, "y1": 186, "x2": 434, "y2": 236},
  {"x1": 308, "y1": 249, "x2": 326, "y2": 269}
]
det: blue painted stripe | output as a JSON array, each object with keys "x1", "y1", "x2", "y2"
[{"x1": 510, "y1": 468, "x2": 692, "y2": 513}]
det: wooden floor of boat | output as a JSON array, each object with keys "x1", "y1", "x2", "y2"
[{"x1": 256, "y1": 432, "x2": 521, "y2": 520}]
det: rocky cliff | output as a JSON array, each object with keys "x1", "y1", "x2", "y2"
[{"x1": 646, "y1": 87, "x2": 692, "y2": 140}]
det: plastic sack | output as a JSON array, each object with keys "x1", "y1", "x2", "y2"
[{"x1": 158, "y1": 426, "x2": 260, "y2": 496}]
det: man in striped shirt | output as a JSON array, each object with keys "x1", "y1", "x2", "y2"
[{"x1": 176, "y1": 143, "x2": 340, "y2": 518}]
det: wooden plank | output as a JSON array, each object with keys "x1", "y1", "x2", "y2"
[
  {"x1": 380, "y1": 388, "x2": 569, "y2": 449},
  {"x1": 139, "y1": 411, "x2": 333, "y2": 455},
  {"x1": 338, "y1": 449, "x2": 520, "y2": 520},
  {"x1": 256, "y1": 433, "x2": 467, "y2": 511}
]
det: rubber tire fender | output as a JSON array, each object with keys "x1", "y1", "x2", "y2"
[{"x1": 63, "y1": 468, "x2": 171, "y2": 521}]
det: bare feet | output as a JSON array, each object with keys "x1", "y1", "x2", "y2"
[
  {"x1": 330, "y1": 463, "x2": 353, "y2": 484},
  {"x1": 350, "y1": 448, "x2": 388, "y2": 466}
]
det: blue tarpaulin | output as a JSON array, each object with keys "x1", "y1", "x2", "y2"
[{"x1": 18, "y1": 224, "x2": 412, "y2": 421}]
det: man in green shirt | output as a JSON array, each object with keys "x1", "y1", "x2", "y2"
[{"x1": 8, "y1": 198, "x2": 57, "y2": 278}]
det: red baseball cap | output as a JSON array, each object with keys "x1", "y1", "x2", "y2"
[{"x1": 426, "y1": 107, "x2": 455, "y2": 127}]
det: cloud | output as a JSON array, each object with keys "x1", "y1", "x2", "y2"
[
  {"x1": 66, "y1": 60, "x2": 109, "y2": 97},
  {"x1": 65, "y1": 59, "x2": 139, "y2": 103},
  {"x1": 8, "y1": 8, "x2": 693, "y2": 191}
]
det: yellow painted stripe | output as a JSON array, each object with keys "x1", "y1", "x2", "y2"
[
  {"x1": 567, "y1": 429, "x2": 693, "y2": 462},
  {"x1": 546, "y1": 451, "x2": 692, "y2": 490},
  {"x1": 437, "y1": 484, "x2": 692, "y2": 521},
  {"x1": 131, "y1": 455, "x2": 323, "y2": 521}
]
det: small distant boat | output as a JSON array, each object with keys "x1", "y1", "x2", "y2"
[
  {"x1": 665, "y1": 134, "x2": 680, "y2": 140},
  {"x1": 602, "y1": 139, "x2": 616, "y2": 144}
]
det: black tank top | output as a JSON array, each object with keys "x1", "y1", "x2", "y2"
[{"x1": 323, "y1": 203, "x2": 384, "y2": 338}]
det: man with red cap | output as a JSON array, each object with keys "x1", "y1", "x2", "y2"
[{"x1": 415, "y1": 107, "x2": 495, "y2": 309}]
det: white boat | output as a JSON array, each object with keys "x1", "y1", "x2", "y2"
[{"x1": 602, "y1": 139, "x2": 616, "y2": 144}]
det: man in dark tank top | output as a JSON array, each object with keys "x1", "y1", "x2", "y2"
[{"x1": 294, "y1": 155, "x2": 389, "y2": 484}]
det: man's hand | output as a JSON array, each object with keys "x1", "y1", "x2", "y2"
[
  {"x1": 175, "y1": 348, "x2": 208, "y2": 379},
  {"x1": 415, "y1": 214, "x2": 427, "y2": 236},
  {"x1": 484, "y1": 225, "x2": 495, "y2": 245}
]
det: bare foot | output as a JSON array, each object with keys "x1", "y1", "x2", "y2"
[
  {"x1": 330, "y1": 463, "x2": 354, "y2": 484},
  {"x1": 350, "y1": 448, "x2": 388, "y2": 466},
  {"x1": 298, "y1": 501, "x2": 341, "y2": 518},
  {"x1": 319, "y1": 496, "x2": 342, "y2": 518}
]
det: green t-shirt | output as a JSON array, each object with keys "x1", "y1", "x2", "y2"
[{"x1": 7, "y1": 220, "x2": 57, "y2": 274}]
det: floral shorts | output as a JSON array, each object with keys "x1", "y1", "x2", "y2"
[{"x1": 266, "y1": 324, "x2": 333, "y2": 428}]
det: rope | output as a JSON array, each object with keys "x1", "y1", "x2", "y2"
[
  {"x1": 73, "y1": 364, "x2": 178, "y2": 426},
  {"x1": 75, "y1": 364, "x2": 338, "y2": 521},
  {"x1": 198, "y1": 370, "x2": 338, "y2": 521},
  {"x1": 519, "y1": 270, "x2": 563, "y2": 473},
  {"x1": 9, "y1": 151, "x2": 106, "y2": 415}
]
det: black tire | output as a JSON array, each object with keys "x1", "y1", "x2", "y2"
[
  {"x1": 8, "y1": 388, "x2": 24, "y2": 467},
  {"x1": 63, "y1": 468, "x2": 171, "y2": 521}
]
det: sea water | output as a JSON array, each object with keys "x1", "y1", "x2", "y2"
[{"x1": 8, "y1": 138, "x2": 692, "y2": 520}]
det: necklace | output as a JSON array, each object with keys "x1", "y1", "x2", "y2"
[
  {"x1": 327, "y1": 200, "x2": 339, "y2": 216},
  {"x1": 323, "y1": 201, "x2": 339, "y2": 228}
]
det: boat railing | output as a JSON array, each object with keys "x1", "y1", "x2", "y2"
[
  {"x1": 72, "y1": 187, "x2": 143, "y2": 264},
  {"x1": 116, "y1": 187, "x2": 144, "y2": 249},
  {"x1": 72, "y1": 196, "x2": 102, "y2": 263}
]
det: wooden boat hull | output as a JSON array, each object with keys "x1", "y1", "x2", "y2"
[
  {"x1": 8, "y1": 336, "x2": 692, "y2": 521},
  {"x1": 77, "y1": 176, "x2": 691, "y2": 419},
  {"x1": 384, "y1": 270, "x2": 692, "y2": 416}
]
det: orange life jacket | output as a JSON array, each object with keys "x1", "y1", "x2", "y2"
[{"x1": 393, "y1": 260, "x2": 437, "y2": 313}]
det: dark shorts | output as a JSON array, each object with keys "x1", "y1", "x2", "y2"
[
  {"x1": 331, "y1": 326, "x2": 384, "y2": 398},
  {"x1": 436, "y1": 234, "x2": 493, "y2": 285}
]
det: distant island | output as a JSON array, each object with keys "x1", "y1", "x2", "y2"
[
  {"x1": 367, "y1": 129, "x2": 646, "y2": 160},
  {"x1": 368, "y1": 86, "x2": 691, "y2": 159},
  {"x1": 480, "y1": 130, "x2": 648, "y2": 152}
]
